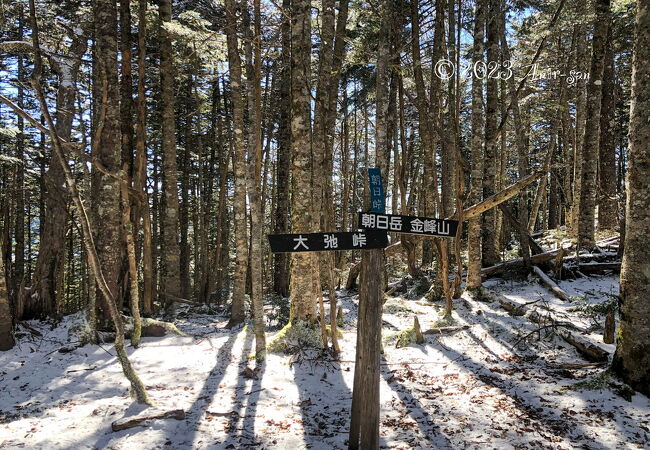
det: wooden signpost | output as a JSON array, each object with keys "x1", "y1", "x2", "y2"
[{"x1": 267, "y1": 168, "x2": 458, "y2": 450}]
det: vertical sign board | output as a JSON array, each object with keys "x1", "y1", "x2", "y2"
[{"x1": 367, "y1": 168, "x2": 385, "y2": 213}]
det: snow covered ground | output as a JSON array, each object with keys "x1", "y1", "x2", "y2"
[{"x1": 1, "y1": 273, "x2": 649, "y2": 449}]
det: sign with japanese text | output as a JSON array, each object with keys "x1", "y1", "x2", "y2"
[
  {"x1": 367, "y1": 168, "x2": 385, "y2": 213},
  {"x1": 267, "y1": 230, "x2": 388, "y2": 253},
  {"x1": 357, "y1": 212, "x2": 459, "y2": 238}
]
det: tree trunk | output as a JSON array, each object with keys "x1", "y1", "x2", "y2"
[
  {"x1": 466, "y1": 0, "x2": 485, "y2": 290},
  {"x1": 13, "y1": 8, "x2": 26, "y2": 309},
  {"x1": 289, "y1": 0, "x2": 317, "y2": 322},
  {"x1": 272, "y1": 0, "x2": 292, "y2": 298},
  {"x1": 577, "y1": 0, "x2": 610, "y2": 248},
  {"x1": 158, "y1": 0, "x2": 181, "y2": 316},
  {"x1": 27, "y1": 29, "x2": 87, "y2": 319},
  {"x1": 0, "y1": 248, "x2": 14, "y2": 351},
  {"x1": 92, "y1": 0, "x2": 124, "y2": 329},
  {"x1": 224, "y1": 0, "x2": 248, "y2": 328},
  {"x1": 612, "y1": 0, "x2": 650, "y2": 397},
  {"x1": 134, "y1": 0, "x2": 153, "y2": 315},
  {"x1": 482, "y1": 0, "x2": 500, "y2": 267},
  {"x1": 598, "y1": 25, "x2": 617, "y2": 230},
  {"x1": 27, "y1": 0, "x2": 150, "y2": 404},
  {"x1": 245, "y1": 0, "x2": 267, "y2": 357},
  {"x1": 570, "y1": 23, "x2": 587, "y2": 236}
]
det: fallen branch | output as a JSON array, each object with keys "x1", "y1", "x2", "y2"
[
  {"x1": 111, "y1": 409, "x2": 186, "y2": 432},
  {"x1": 481, "y1": 235, "x2": 620, "y2": 281},
  {"x1": 423, "y1": 325, "x2": 472, "y2": 334},
  {"x1": 17, "y1": 321, "x2": 43, "y2": 337},
  {"x1": 495, "y1": 295, "x2": 526, "y2": 316},
  {"x1": 493, "y1": 292, "x2": 609, "y2": 362},
  {"x1": 159, "y1": 292, "x2": 198, "y2": 305},
  {"x1": 66, "y1": 366, "x2": 97, "y2": 373},
  {"x1": 456, "y1": 171, "x2": 545, "y2": 221},
  {"x1": 532, "y1": 266, "x2": 569, "y2": 301},
  {"x1": 499, "y1": 203, "x2": 544, "y2": 255},
  {"x1": 554, "y1": 361, "x2": 607, "y2": 370}
]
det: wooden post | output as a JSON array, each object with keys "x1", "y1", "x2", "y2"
[
  {"x1": 349, "y1": 168, "x2": 386, "y2": 449},
  {"x1": 348, "y1": 247, "x2": 383, "y2": 449}
]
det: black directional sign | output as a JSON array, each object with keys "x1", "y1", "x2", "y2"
[
  {"x1": 268, "y1": 230, "x2": 388, "y2": 253},
  {"x1": 357, "y1": 212, "x2": 459, "y2": 237}
]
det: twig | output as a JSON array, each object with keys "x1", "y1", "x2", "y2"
[{"x1": 66, "y1": 366, "x2": 98, "y2": 373}]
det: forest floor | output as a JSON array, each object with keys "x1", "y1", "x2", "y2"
[{"x1": 1, "y1": 272, "x2": 649, "y2": 449}]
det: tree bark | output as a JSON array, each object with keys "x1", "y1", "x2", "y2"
[
  {"x1": 224, "y1": 0, "x2": 248, "y2": 328},
  {"x1": 158, "y1": 0, "x2": 181, "y2": 316},
  {"x1": 91, "y1": 0, "x2": 124, "y2": 328},
  {"x1": 612, "y1": 0, "x2": 650, "y2": 397},
  {"x1": 273, "y1": 0, "x2": 292, "y2": 298},
  {"x1": 0, "y1": 248, "x2": 14, "y2": 351},
  {"x1": 466, "y1": 0, "x2": 485, "y2": 290},
  {"x1": 598, "y1": 25, "x2": 617, "y2": 230},
  {"x1": 288, "y1": 0, "x2": 317, "y2": 322},
  {"x1": 482, "y1": 0, "x2": 501, "y2": 267},
  {"x1": 577, "y1": 0, "x2": 610, "y2": 248},
  {"x1": 134, "y1": 0, "x2": 153, "y2": 315},
  {"x1": 245, "y1": 0, "x2": 267, "y2": 357}
]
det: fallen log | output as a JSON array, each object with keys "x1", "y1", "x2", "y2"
[
  {"x1": 577, "y1": 262, "x2": 621, "y2": 273},
  {"x1": 481, "y1": 236, "x2": 619, "y2": 280},
  {"x1": 495, "y1": 296, "x2": 526, "y2": 316},
  {"x1": 481, "y1": 248, "x2": 563, "y2": 279},
  {"x1": 532, "y1": 265, "x2": 570, "y2": 301},
  {"x1": 121, "y1": 316, "x2": 188, "y2": 338},
  {"x1": 493, "y1": 293, "x2": 609, "y2": 362},
  {"x1": 111, "y1": 409, "x2": 186, "y2": 432},
  {"x1": 560, "y1": 331, "x2": 609, "y2": 362}
]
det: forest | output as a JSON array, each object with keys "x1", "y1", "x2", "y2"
[{"x1": 0, "y1": 0, "x2": 649, "y2": 448}]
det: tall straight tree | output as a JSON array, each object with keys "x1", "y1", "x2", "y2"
[
  {"x1": 224, "y1": 0, "x2": 248, "y2": 328},
  {"x1": 158, "y1": 0, "x2": 182, "y2": 314},
  {"x1": 598, "y1": 25, "x2": 617, "y2": 230},
  {"x1": 272, "y1": 0, "x2": 292, "y2": 298},
  {"x1": 482, "y1": 0, "x2": 500, "y2": 266},
  {"x1": 245, "y1": 0, "x2": 267, "y2": 356},
  {"x1": 577, "y1": 0, "x2": 610, "y2": 248},
  {"x1": 612, "y1": 0, "x2": 650, "y2": 397},
  {"x1": 134, "y1": 0, "x2": 154, "y2": 315},
  {"x1": 288, "y1": 0, "x2": 316, "y2": 321},
  {"x1": 92, "y1": 0, "x2": 123, "y2": 324},
  {"x1": 466, "y1": 0, "x2": 485, "y2": 290}
]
